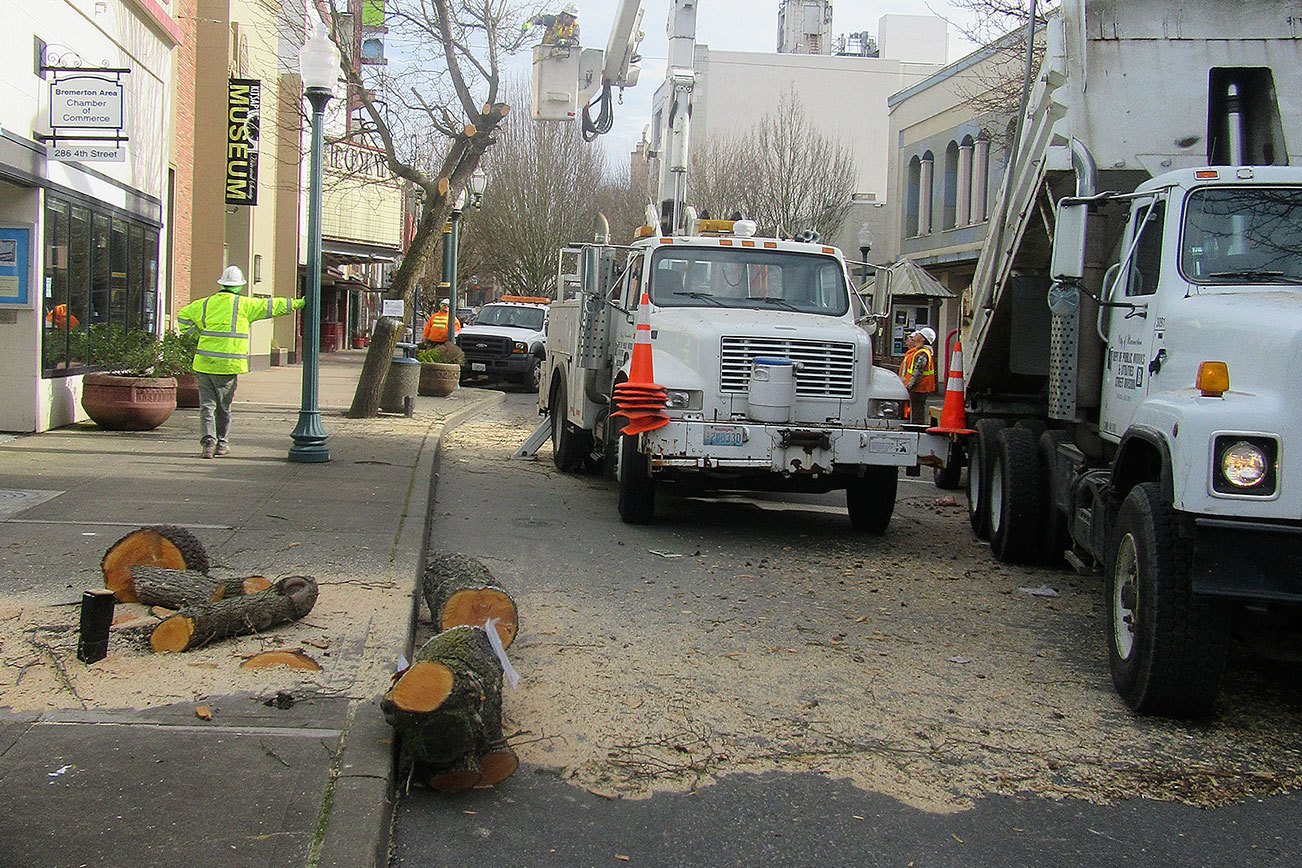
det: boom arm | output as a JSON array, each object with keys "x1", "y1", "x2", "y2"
[
  {"x1": 604, "y1": 0, "x2": 646, "y2": 87},
  {"x1": 659, "y1": 0, "x2": 699, "y2": 233}
]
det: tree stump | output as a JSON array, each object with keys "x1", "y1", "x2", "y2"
[
  {"x1": 129, "y1": 568, "x2": 271, "y2": 609},
  {"x1": 101, "y1": 526, "x2": 210, "y2": 602},
  {"x1": 421, "y1": 554, "x2": 518, "y2": 649},
  {"x1": 382, "y1": 625, "x2": 517, "y2": 790},
  {"x1": 150, "y1": 575, "x2": 319, "y2": 652}
]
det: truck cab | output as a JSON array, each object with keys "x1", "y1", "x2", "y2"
[
  {"x1": 456, "y1": 296, "x2": 550, "y2": 391},
  {"x1": 542, "y1": 220, "x2": 946, "y2": 529}
]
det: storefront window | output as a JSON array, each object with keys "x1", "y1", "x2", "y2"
[{"x1": 42, "y1": 196, "x2": 161, "y2": 377}]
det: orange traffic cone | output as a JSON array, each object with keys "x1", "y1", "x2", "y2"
[
  {"x1": 612, "y1": 290, "x2": 670, "y2": 436},
  {"x1": 927, "y1": 338, "x2": 976, "y2": 436}
]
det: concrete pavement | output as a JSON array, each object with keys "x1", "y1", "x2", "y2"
[{"x1": 0, "y1": 352, "x2": 502, "y2": 868}]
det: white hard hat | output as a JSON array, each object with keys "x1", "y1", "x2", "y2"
[
  {"x1": 440, "y1": 298, "x2": 451, "y2": 306},
  {"x1": 562, "y1": 2, "x2": 578, "y2": 16},
  {"x1": 217, "y1": 265, "x2": 246, "y2": 287},
  {"x1": 913, "y1": 326, "x2": 937, "y2": 344}
]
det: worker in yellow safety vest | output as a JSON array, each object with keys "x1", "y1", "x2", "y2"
[
  {"x1": 898, "y1": 327, "x2": 937, "y2": 422},
  {"x1": 523, "y1": 3, "x2": 580, "y2": 47},
  {"x1": 422, "y1": 298, "x2": 462, "y2": 344},
  {"x1": 176, "y1": 265, "x2": 304, "y2": 459}
]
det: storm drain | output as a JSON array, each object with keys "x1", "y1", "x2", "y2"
[{"x1": 0, "y1": 489, "x2": 65, "y2": 520}]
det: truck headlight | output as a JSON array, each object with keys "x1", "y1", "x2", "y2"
[
  {"x1": 868, "y1": 399, "x2": 904, "y2": 419},
  {"x1": 1212, "y1": 435, "x2": 1277, "y2": 495},
  {"x1": 664, "y1": 389, "x2": 702, "y2": 410},
  {"x1": 512, "y1": 341, "x2": 528, "y2": 354}
]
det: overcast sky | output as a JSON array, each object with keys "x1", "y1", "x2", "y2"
[{"x1": 505, "y1": 1, "x2": 982, "y2": 165}]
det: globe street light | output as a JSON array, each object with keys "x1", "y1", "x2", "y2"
[
  {"x1": 857, "y1": 221, "x2": 874, "y2": 288},
  {"x1": 289, "y1": 23, "x2": 339, "y2": 463}
]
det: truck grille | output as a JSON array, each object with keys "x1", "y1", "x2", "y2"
[
  {"x1": 457, "y1": 334, "x2": 514, "y2": 360},
  {"x1": 720, "y1": 336, "x2": 857, "y2": 399}
]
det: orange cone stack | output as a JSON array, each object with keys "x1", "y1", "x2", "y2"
[
  {"x1": 927, "y1": 338, "x2": 976, "y2": 436},
  {"x1": 612, "y1": 290, "x2": 670, "y2": 436}
]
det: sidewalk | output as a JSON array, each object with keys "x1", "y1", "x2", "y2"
[{"x1": 0, "y1": 352, "x2": 502, "y2": 868}]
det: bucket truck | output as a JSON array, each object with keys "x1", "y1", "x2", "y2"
[
  {"x1": 527, "y1": 3, "x2": 948, "y2": 532},
  {"x1": 886, "y1": 0, "x2": 1302, "y2": 717}
]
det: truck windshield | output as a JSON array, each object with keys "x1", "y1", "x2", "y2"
[
  {"x1": 648, "y1": 248, "x2": 850, "y2": 316},
  {"x1": 1182, "y1": 187, "x2": 1302, "y2": 285},
  {"x1": 473, "y1": 305, "x2": 544, "y2": 330}
]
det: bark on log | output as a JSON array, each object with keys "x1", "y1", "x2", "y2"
[
  {"x1": 421, "y1": 554, "x2": 518, "y2": 649},
  {"x1": 131, "y1": 568, "x2": 273, "y2": 608},
  {"x1": 382, "y1": 625, "x2": 516, "y2": 788},
  {"x1": 150, "y1": 575, "x2": 319, "y2": 652},
  {"x1": 102, "y1": 526, "x2": 210, "y2": 602},
  {"x1": 348, "y1": 315, "x2": 403, "y2": 418}
]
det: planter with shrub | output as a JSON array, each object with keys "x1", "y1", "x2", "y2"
[
  {"x1": 417, "y1": 344, "x2": 465, "y2": 398},
  {"x1": 78, "y1": 326, "x2": 178, "y2": 431}
]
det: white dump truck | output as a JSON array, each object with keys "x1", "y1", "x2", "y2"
[
  {"x1": 540, "y1": 218, "x2": 948, "y2": 530},
  {"x1": 911, "y1": 1, "x2": 1302, "y2": 717}
]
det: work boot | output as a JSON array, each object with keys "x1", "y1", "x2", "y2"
[
  {"x1": 215, "y1": 443, "x2": 230, "y2": 457},
  {"x1": 201, "y1": 442, "x2": 215, "y2": 459}
]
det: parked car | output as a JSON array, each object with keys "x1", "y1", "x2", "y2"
[{"x1": 456, "y1": 296, "x2": 549, "y2": 390}]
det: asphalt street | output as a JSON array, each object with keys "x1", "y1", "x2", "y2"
[{"x1": 392, "y1": 392, "x2": 1301, "y2": 867}]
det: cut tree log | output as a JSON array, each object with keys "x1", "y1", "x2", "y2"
[
  {"x1": 150, "y1": 575, "x2": 319, "y2": 653},
  {"x1": 382, "y1": 625, "x2": 517, "y2": 789},
  {"x1": 421, "y1": 554, "x2": 518, "y2": 649},
  {"x1": 102, "y1": 526, "x2": 210, "y2": 602},
  {"x1": 130, "y1": 568, "x2": 270, "y2": 609}
]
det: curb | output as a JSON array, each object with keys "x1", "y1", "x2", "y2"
[{"x1": 312, "y1": 389, "x2": 508, "y2": 868}]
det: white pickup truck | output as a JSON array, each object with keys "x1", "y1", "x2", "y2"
[{"x1": 456, "y1": 296, "x2": 550, "y2": 391}]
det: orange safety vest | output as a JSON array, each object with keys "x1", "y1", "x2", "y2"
[
  {"x1": 45, "y1": 303, "x2": 79, "y2": 329},
  {"x1": 423, "y1": 311, "x2": 461, "y2": 343},
  {"x1": 898, "y1": 346, "x2": 936, "y2": 393}
]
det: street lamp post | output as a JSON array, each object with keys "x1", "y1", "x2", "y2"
[
  {"x1": 441, "y1": 168, "x2": 488, "y2": 345},
  {"x1": 857, "y1": 221, "x2": 874, "y2": 289},
  {"x1": 289, "y1": 24, "x2": 339, "y2": 464}
]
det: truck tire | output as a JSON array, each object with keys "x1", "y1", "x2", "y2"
[
  {"x1": 1038, "y1": 430, "x2": 1072, "y2": 566},
  {"x1": 989, "y1": 427, "x2": 1042, "y2": 563},
  {"x1": 967, "y1": 419, "x2": 1006, "y2": 540},
  {"x1": 550, "y1": 379, "x2": 591, "y2": 473},
  {"x1": 846, "y1": 466, "x2": 898, "y2": 534},
  {"x1": 932, "y1": 439, "x2": 963, "y2": 490},
  {"x1": 527, "y1": 357, "x2": 542, "y2": 394},
  {"x1": 1105, "y1": 482, "x2": 1230, "y2": 718},
  {"x1": 617, "y1": 432, "x2": 655, "y2": 523}
]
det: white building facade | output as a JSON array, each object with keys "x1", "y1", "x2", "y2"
[{"x1": 0, "y1": 0, "x2": 178, "y2": 432}]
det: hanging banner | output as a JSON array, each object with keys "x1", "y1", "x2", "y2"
[{"x1": 225, "y1": 78, "x2": 261, "y2": 206}]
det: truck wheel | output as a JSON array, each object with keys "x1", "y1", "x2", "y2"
[
  {"x1": 1106, "y1": 482, "x2": 1230, "y2": 718},
  {"x1": 528, "y1": 357, "x2": 542, "y2": 394},
  {"x1": 967, "y1": 419, "x2": 1006, "y2": 540},
  {"x1": 1038, "y1": 430, "x2": 1072, "y2": 566},
  {"x1": 989, "y1": 427, "x2": 1042, "y2": 563},
  {"x1": 617, "y1": 433, "x2": 655, "y2": 523},
  {"x1": 550, "y1": 379, "x2": 591, "y2": 473},
  {"x1": 846, "y1": 466, "x2": 898, "y2": 534},
  {"x1": 932, "y1": 439, "x2": 963, "y2": 490}
]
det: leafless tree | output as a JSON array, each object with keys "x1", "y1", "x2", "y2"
[
  {"x1": 689, "y1": 91, "x2": 856, "y2": 241},
  {"x1": 276, "y1": 0, "x2": 537, "y2": 416},
  {"x1": 457, "y1": 78, "x2": 607, "y2": 298}
]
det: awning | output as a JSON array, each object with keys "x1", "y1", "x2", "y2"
[{"x1": 887, "y1": 259, "x2": 957, "y2": 299}]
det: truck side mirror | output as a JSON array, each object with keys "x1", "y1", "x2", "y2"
[
  {"x1": 1051, "y1": 202, "x2": 1088, "y2": 281},
  {"x1": 869, "y1": 267, "x2": 892, "y2": 318}
]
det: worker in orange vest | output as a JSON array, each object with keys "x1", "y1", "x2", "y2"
[
  {"x1": 45, "y1": 303, "x2": 79, "y2": 330},
  {"x1": 898, "y1": 327, "x2": 937, "y2": 422},
  {"x1": 422, "y1": 299, "x2": 461, "y2": 344}
]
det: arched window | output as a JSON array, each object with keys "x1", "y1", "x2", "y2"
[
  {"x1": 905, "y1": 156, "x2": 921, "y2": 237},
  {"x1": 941, "y1": 141, "x2": 959, "y2": 230},
  {"x1": 919, "y1": 151, "x2": 935, "y2": 235}
]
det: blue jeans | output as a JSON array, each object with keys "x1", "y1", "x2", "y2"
[{"x1": 197, "y1": 373, "x2": 238, "y2": 446}]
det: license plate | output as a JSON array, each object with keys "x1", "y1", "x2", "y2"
[
  {"x1": 471, "y1": 363, "x2": 486, "y2": 372},
  {"x1": 703, "y1": 426, "x2": 744, "y2": 447}
]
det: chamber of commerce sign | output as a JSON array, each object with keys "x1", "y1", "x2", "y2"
[
  {"x1": 225, "y1": 78, "x2": 262, "y2": 206},
  {"x1": 50, "y1": 75, "x2": 125, "y2": 130}
]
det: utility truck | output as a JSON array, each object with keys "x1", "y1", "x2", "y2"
[
  {"x1": 528, "y1": 1, "x2": 945, "y2": 530},
  {"x1": 903, "y1": 0, "x2": 1302, "y2": 717}
]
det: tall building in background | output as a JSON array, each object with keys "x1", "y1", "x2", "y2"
[{"x1": 778, "y1": 0, "x2": 833, "y2": 55}]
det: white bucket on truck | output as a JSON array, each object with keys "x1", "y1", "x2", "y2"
[{"x1": 747, "y1": 357, "x2": 796, "y2": 423}]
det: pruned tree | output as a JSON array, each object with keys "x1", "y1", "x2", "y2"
[
  {"x1": 689, "y1": 91, "x2": 856, "y2": 241},
  {"x1": 276, "y1": 1, "x2": 538, "y2": 417},
  {"x1": 458, "y1": 77, "x2": 607, "y2": 297}
]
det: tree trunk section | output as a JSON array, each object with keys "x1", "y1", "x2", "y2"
[
  {"x1": 382, "y1": 625, "x2": 516, "y2": 787},
  {"x1": 102, "y1": 526, "x2": 210, "y2": 602},
  {"x1": 421, "y1": 554, "x2": 518, "y2": 649},
  {"x1": 348, "y1": 316, "x2": 402, "y2": 418},
  {"x1": 132, "y1": 568, "x2": 275, "y2": 608},
  {"x1": 150, "y1": 575, "x2": 319, "y2": 652}
]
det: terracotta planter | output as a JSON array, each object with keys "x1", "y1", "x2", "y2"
[
  {"x1": 175, "y1": 373, "x2": 200, "y2": 409},
  {"x1": 418, "y1": 362, "x2": 461, "y2": 397},
  {"x1": 81, "y1": 373, "x2": 177, "y2": 431},
  {"x1": 352, "y1": 337, "x2": 369, "y2": 349}
]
